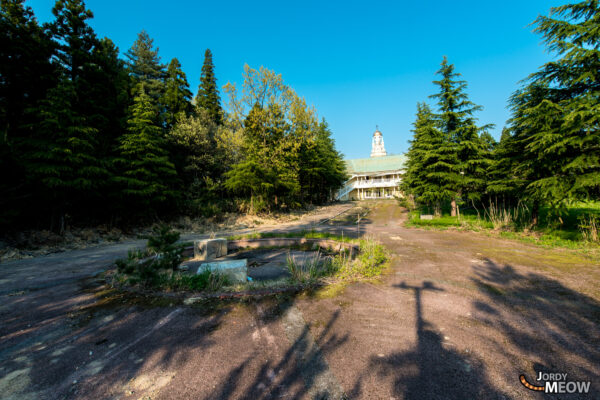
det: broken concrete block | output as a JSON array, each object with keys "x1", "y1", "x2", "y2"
[
  {"x1": 194, "y1": 238, "x2": 227, "y2": 260},
  {"x1": 198, "y1": 259, "x2": 248, "y2": 283},
  {"x1": 419, "y1": 214, "x2": 434, "y2": 220}
]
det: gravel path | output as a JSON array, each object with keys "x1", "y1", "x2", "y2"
[{"x1": 1, "y1": 201, "x2": 598, "y2": 399}]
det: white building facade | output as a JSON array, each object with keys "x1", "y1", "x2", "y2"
[{"x1": 337, "y1": 128, "x2": 406, "y2": 201}]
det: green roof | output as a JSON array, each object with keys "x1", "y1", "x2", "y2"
[{"x1": 344, "y1": 154, "x2": 406, "y2": 174}]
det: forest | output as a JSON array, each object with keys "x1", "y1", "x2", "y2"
[
  {"x1": 402, "y1": 0, "x2": 599, "y2": 234},
  {"x1": 0, "y1": 0, "x2": 347, "y2": 234}
]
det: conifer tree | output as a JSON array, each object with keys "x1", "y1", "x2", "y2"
[
  {"x1": 163, "y1": 58, "x2": 192, "y2": 129},
  {"x1": 430, "y1": 57, "x2": 492, "y2": 215},
  {"x1": 486, "y1": 128, "x2": 524, "y2": 209},
  {"x1": 509, "y1": 0, "x2": 600, "y2": 222},
  {"x1": 196, "y1": 49, "x2": 223, "y2": 125},
  {"x1": 0, "y1": 0, "x2": 56, "y2": 226},
  {"x1": 125, "y1": 30, "x2": 166, "y2": 118},
  {"x1": 23, "y1": 78, "x2": 102, "y2": 232},
  {"x1": 113, "y1": 86, "x2": 177, "y2": 213},
  {"x1": 402, "y1": 103, "x2": 456, "y2": 215}
]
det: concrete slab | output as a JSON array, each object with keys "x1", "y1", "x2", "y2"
[
  {"x1": 194, "y1": 238, "x2": 227, "y2": 261},
  {"x1": 198, "y1": 259, "x2": 247, "y2": 283}
]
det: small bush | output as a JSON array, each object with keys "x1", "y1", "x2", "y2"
[
  {"x1": 115, "y1": 225, "x2": 185, "y2": 287},
  {"x1": 141, "y1": 224, "x2": 185, "y2": 271}
]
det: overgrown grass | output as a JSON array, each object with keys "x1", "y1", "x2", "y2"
[
  {"x1": 405, "y1": 201, "x2": 600, "y2": 250},
  {"x1": 285, "y1": 236, "x2": 389, "y2": 284}
]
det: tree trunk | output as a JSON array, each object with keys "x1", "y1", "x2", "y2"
[
  {"x1": 434, "y1": 202, "x2": 441, "y2": 217},
  {"x1": 531, "y1": 201, "x2": 539, "y2": 226},
  {"x1": 450, "y1": 198, "x2": 457, "y2": 217}
]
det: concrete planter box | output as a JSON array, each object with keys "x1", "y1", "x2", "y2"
[
  {"x1": 194, "y1": 238, "x2": 227, "y2": 261},
  {"x1": 228, "y1": 238, "x2": 358, "y2": 257}
]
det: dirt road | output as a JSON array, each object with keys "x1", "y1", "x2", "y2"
[{"x1": 1, "y1": 201, "x2": 598, "y2": 399}]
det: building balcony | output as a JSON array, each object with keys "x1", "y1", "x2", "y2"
[{"x1": 353, "y1": 178, "x2": 401, "y2": 189}]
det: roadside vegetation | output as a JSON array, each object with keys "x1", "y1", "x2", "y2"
[
  {"x1": 405, "y1": 201, "x2": 600, "y2": 250},
  {"x1": 1, "y1": 0, "x2": 346, "y2": 237},
  {"x1": 401, "y1": 1, "x2": 599, "y2": 250}
]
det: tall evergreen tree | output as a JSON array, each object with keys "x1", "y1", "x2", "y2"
[
  {"x1": 46, "y1": 0, "x2": 113, "y2": 222},
  {"x1": 509, "y1": 0, "x2": 600, "y2": 222},
  {"x1": 0, "y1": 0, "x2": 56, "y2": 226},
  {"x1": 22, "y1": 78, "x2": 102, "y2": 232},
  {"x1": 402, "y1": 103, "x2": 456, "y2": 215},
  {"x1": 125, "y1": 30, "x2": 166, "y2": 119},
  {"x1": 196, "y1": 49, "x2": 223, "y2": 125},
  {"x1": 430, "y1": 57, "x2": 492, "y2": 215},
  {"x1": 163, "y1": 58, "x2": 192, "y2": 130},
  {"x1": 113, "y1": 86, "x2": 177, "y2": 213},
  {"x1": 486, "y1": 127, "x2": 524, "y2": 209}
]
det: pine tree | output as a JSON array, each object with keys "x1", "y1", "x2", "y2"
[
  {"x1": 509, "y1": 0, "x2": 600, "y2": 222},
  {"x1": 22, "y1": 78, "x2": 103, "y2": 232},
  {"x1": 125, "y1": 30, "x2": 166, "y2": 118},
  {"x1": 113, "y1": 86, "x2": 178, "y2": 213},
  {"x1": 402, "y1": 103, "x2": 456, "y2": 215},
  {"x1": 430, "y1": 57, "x2": 492, "y2": 215},
  {"x1": 163, "y1": 58, "x2": 192, "y2": 130},
  {"x1": 0, "y1": 0, "x2": 56, "y2": 226},
  {"x1": 45, "y1": 0, "x2": 113, "y2": 223},
  {"x1": 196, "y1": 49, "x2": 223, "y2": 125},
  {"x1": 486, "y1": 128, "x2": 525, "y2": 209}
]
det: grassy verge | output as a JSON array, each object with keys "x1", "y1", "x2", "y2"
[{"x1": 405, "y1": 202, "x2": 600, "y2": 252}]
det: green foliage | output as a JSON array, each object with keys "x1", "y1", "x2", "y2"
[
  {"x1": 404, "y1": 58, "x2": 492, "y2": 216},
  {"x1": 115, "y1": 225, "x2": 186, "y2": 286},
  {"x1": 141, "y1": 224, "x2": 184, "y2": 270},
  {"x1": 196, "y1": 49, "x2": 223, "y2": 125},
  {"x1": 402, "y1": 102, "x2": 456, "y2": 215},
  {"x1": 224, "y1": 66, "x2": 345, "y2": 212},
  {"x1": 507, "y1": 0, "x2": 600, "y2": 221},
  {"x1": 163, "y1": 57, "x2": 192, "y2": 129},
  {"x1": 336, "y1": 238, "x2": 388, "y2": 279},
  {"x1": 125, "y1": 30, "x2": 166, "y2": 126},
  {"x1": 113, "y1": 86, "x2": 178, "y2": 212}
]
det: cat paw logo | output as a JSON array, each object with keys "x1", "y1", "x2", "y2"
[{"x1": 520, "y1": 372, "x2": 591, "y2": 394}]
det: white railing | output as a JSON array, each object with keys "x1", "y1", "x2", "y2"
[{"x1": 354, "y1": 179, "x2": 400, "y2": 188}]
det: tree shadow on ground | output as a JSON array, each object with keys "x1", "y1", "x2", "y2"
[
  {"x1": 0, "y1": 280, "x2": 229, "y2": 399},
  {"x1": 471, "y1": 259, "x2": 600, "y2": 398},
  {"x1": 207, "y1": 304, "x2": 349, "y2": 400},
  {"x1": 364, "y1": 281, "x2": 510, "y2": 400}
]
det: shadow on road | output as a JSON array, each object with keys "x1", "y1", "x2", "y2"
[
  {"x1": 362, "y1": 280, "x2": 510, "y2": 400},
  {"x1": 207, "y1": 304, "x2": 349, "y2": 400},
  {"x1": 471, "y1": 259, "x2": 600, "y2": 398}
]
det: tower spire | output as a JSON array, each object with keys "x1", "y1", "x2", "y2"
[{"x1": 371, "y1": 127, "x2": 387, "y2": 157}]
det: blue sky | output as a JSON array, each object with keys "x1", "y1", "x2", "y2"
[{"x1": 26, "y1": 0, "x2": 565, "y2": 159}]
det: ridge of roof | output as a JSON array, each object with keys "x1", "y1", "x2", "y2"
[{"x1": 344, "y1": 154, "x2": 406, "y2": 174}]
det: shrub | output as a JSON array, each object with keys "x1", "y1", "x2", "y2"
[
  {"x1": 115, "y1": 225, "x2": 185, "y2": 287},
  {"x1": 142, "y1": 224, "x2": 185, "y2": 271}
]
